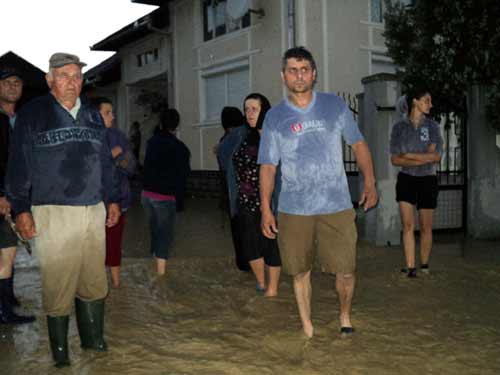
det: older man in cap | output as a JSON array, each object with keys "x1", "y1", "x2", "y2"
[
  {"x1": 6, "y1": 53, "x2": 120, "y2": 367},
  {"x1": 0, "y1": 67, "x2": 36, "y2": 324}
]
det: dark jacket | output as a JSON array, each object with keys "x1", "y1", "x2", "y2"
[
  {"x1": 217, "y1": 125, "x2": 281, "y2": 218},
  {"x1": 0, "y1": 111, "x2": 10, "y2": 196},
  {"x1": 142, "y1": 130, "x2": 191, "y2": 208},
  {"x1": 106, "y1": 127, "x2": 137, "y2": 211},
  {"x1": 6, "y1": 94, "x2": 120, "y2": 214}
]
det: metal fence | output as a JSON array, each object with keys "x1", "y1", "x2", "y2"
[
  {"x1": 339, "y1": 92, "x2": 359, "y2": 175},
  {"x1": 434, "y1": 111, "x2": 467, "y2": 230}
]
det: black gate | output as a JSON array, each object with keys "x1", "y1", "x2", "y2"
[
  {"x1": 435, "y1": 111, "x2": 467, "y2": 230},
  {"x1": 339, "y1": 92, "x2": 360, "y2": 175}
]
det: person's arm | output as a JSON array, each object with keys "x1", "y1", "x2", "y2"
[
  {"x1": 259, "y1": 164, "x2": 278, "y2": 239},
  {"x1": 6, "y1": 112, "x2": 37, "y2": 239},
  {"x1": 351, "y1": 140, "x2": 378, "y2": 211},
  {"x1": 390, "y1": 154, "x2": 428, "y2": 166},
  {"x1": 101, "y1": 127, "x2": 121, "y2": 227},
  {"x1": 391, "y1": 144, "x2": 441, "y2": 165},
  {"x1": 401, "y1": 143, "x2": 441, "y2": 163}
]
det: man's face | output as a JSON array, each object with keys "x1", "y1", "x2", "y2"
[
  {"x1": 281, "y1": 58, "x2": 316, "y2": 94},
  {"x1": 0, "y1": 76, "x2": 23, "y2": 105},
  {"x1": 99, "y1": 103, "x2": 114, "y2": 128},
  {"x1": 46, "y1": 64, "x2": 83, "y2": 105}
]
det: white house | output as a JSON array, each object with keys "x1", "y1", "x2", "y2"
[{"x1": 86, "y1": 0, "x2": 404, "y2": 170}]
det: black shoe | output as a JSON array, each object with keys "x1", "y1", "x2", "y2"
[
  {"x1": 340, "y1": 327, "x2": 355, "y2": 335},
  {"x1": 400, "y1": 268, "x2": 417, "y2": 278},
  {"x1": 420, "y1": 264, "x2": 430, "y2": 274}
]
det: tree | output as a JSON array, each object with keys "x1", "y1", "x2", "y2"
[{"x1": 383, "y1": 0, "x2": 500, "y2": 127}]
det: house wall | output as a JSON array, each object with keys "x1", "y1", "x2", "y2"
[{"x1": 171, "y1": 0, "x2": 395, "y2": 170}]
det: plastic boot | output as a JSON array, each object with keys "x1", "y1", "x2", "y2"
[
  {"x1": 7, "y1": 267, "x2": 21, "y2": 306},
  {"x1": 0, "y1": 279, "x2": 35, "y2": 324},
  {"x1": 75, "y1": 298, "x2": 107, "y2": 351},
  {"x1": 47, "y1": 315, "x2": 70, "y2": 368}
]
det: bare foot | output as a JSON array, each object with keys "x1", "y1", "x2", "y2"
[
  {"x1": 155, "y1": 258, "x2": 167, "y2": 275},
  {"x1": 264, "y1": 289, "x2": 278, "y2": 297},
  {"x1": 110, "y1": 267, "x2": 121, "y2": 288},
  {"x1": 340, "y1": 314, "x2": 352, "y2": 329},
  {"x1": 303, "y1": 322, "x2": 314, "y2": 339}
]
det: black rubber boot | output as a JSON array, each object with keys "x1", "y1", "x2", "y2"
[
  {"x1": 6, "y1": 267, "x2": 21, "y2": 307},
  {"x1": 75, "y1": 298, "x2": 107, "y2": 352},
  {"x1": 0, "y1": 278, "x2": 35, "y2": 324},
  {"x1": 47, "y1": 315, "x2": 71, "y2": 368}
]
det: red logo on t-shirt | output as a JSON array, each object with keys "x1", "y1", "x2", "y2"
[{"x1": 290, "y1": 123, "x2": 303, "y2": 133}]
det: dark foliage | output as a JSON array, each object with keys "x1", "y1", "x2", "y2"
[{"x1": 383, "y1": 0, "x2": 500, "y2": 128}]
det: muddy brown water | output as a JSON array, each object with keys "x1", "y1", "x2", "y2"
[{"x1": 1, "y1": 198, "x2": 499, "y2": 374}]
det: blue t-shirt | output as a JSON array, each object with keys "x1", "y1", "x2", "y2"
[
  {"x1": 258, "y1": 92, "x2": 364, "y2": 215},
  {"x1": 390, "y1": 117, "x2": 443, "y2": 176}
]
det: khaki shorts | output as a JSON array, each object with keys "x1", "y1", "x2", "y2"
[{"x1": 277, "y1": 209, "x2": 357, "y2": 276}]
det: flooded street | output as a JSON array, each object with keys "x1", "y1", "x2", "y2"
[{"x1": 1, "y1": 197, "x2": 499, "y2": 374}]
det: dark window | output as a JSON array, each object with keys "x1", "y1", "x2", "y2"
[
  {"x1": 136, "y1": 48, "x2": 160, "y2": 68},
  {"x1": 203, "y1": 0, "x2": 251, "y2": 42}
]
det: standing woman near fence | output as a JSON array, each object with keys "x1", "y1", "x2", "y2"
[{"x1": 390, "y1": 88, "x2": 443, "y2": 277}]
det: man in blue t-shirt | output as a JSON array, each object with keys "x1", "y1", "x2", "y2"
[{"x1": 258, "y1": 47, "x2": 378, "y2": 339}]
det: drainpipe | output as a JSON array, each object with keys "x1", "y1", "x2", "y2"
[{"x1": 287, "y1": 0, "x2": 295, "y2": 48}]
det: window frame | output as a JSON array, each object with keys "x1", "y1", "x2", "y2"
[
  {"x1": 202, "y1": 0, "x2": 251, "y2": 42},
  {"x1": 199, "y1": 59, "x2": 250, "y2": 125}
]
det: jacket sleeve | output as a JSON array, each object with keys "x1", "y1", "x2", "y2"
[
  {"x1": 5, "y1": 113, "x2": 33, "y2": 215},
  {"x1": 101, "y1": 129, "x2": 120, "y2": 205},
  {"x1": 0, "y1": 121, "x2": 9, "y2": 195},
  {"x1": 217, "y1": 126, "x2": 244, "y2": 171},
  {"x1": 109, "y1": 129, "x2": 137, "y2": 177}
]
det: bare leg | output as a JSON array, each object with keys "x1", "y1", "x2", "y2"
[
  {"x1": 399, "y1": 202, "x2": 416, "y2": 268},
  {"x1": 336, "y1": 272, "x2": 355, "y2": 328},
  {"x1": 418, "y1": 209, "x2": 434, "y2": 265},
  {"x1": 110, "y1": 266, "x2": 121, "y2": 288},
  {"x1": 155, "y1": 257, "x2": 167, "y2": 275},
  {"x1": 293, "y1": 270, "x2": 313, "y2": 338},
  {"x1": 249, "y1": 257, "x2": 266, "y2": 290},
  {"x1": 265, "y1": 266, "x2": 281, "y2": 297},
  {"x1": 0, "y1": 247, "x2": 16, "y2": 279}
]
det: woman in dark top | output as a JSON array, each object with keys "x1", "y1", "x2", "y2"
[
  {"x1": 218, "y1": 93, "x2": 281, "y2": 296},
  {"x1": 93, "y1": 97, "x2": 137, "y2": 288},
  {"x1": 390, "y1": 88, "x2": 443, "y2": 277},
  {"x1": 141, "y1": 109, "x2": 191, "y2": 275}
]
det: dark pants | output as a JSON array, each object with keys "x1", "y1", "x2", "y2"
[{"x1": 141, "y1": 196, "x2": 176, "y2": 259}]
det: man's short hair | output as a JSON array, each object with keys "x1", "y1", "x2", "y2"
[
  {"x1": 160, "y1": 108, "x2": 180, "y2": 131},
  {"x1": 281, "y1": 46, "x2": 317, "y2": 73}
]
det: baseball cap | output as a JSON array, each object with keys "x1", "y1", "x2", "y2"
[
  {"x1": 49, "y1": 53, "x2": 87, "y2": 69},
  {"x1": 0, "y1": 67, "x2": 23, "y2": 81}
]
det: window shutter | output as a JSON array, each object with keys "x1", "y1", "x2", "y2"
[{"x1": 227, "y1": 68, "x2": 249, "y2": 109}]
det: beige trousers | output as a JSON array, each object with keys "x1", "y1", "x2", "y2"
[{"x1": 32, "y1": 203, "x2": 109, "y2": 316}]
